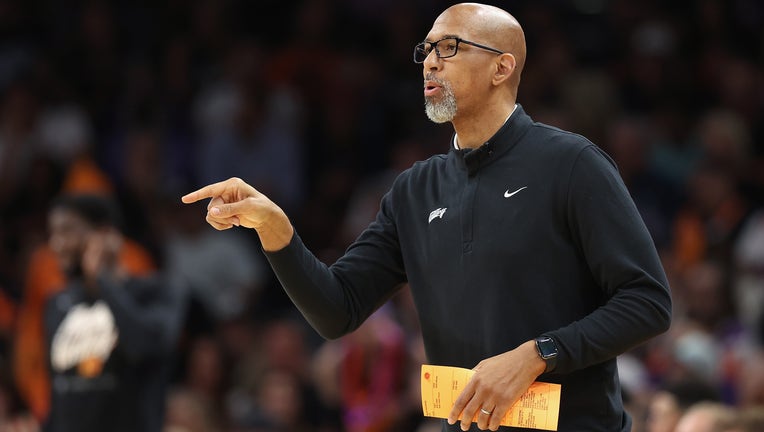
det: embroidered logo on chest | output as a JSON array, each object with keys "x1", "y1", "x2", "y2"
[
  {"x1": 428, "y1": 207, "x2": 447, "y2": 223},
  {"x1": 504, "y1": 186, "x2": 528, "y2": 198}
]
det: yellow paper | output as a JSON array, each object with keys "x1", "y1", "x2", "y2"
[{"x1": 421, "y1": 364, "x2": 561, "y2": 431}]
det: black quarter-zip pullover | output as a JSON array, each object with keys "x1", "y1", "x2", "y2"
[{"x1": 266, "y1": 105, "x2": 672, "y2": 431}]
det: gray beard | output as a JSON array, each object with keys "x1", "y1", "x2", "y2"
[{"x1": 424, "y1": 82, "x2": 457, "y2": 123}]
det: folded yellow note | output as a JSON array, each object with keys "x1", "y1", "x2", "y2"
[{"x1": 421, "y1": 364, "x2": 561, "y2": 431}]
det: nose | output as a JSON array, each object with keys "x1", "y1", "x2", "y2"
[{"x1": 422, "y1": 49, "x2": 441, "y2": 73}]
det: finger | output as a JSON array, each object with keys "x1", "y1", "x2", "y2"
[
  {"x1": 207, "y1": 196, "x2": 225, "y2": 211},
  {"x1": 182, "y1": 180, "x2": 231, "y2": 204},
  {"x1": 477, "y1": 404, "x2": 496, "y2": 430},
  {"x1": 209, "y1": 215, "x2": 240, "y2": 226},
  {"x1": 461, "y1": 396, "x2": 485, "y2": 431},
  {"x1": 206, "y1": 215, "x2": 235, "y2": 230},
  {"x1": 448, "y1": 384, "x2": 475, "y2": 425},
  {"x1": 206, "y1": 197, "x2": 240, "y2": 226},
  {"x1": 487, "y1": 406, "x2": 504, "y2": 431},
  {"x1": 209, "y1": 199, "x2": 254, "y2": 218},
  {"x1": 207, "y1": 216, "x2": 241, "y2": 226}
]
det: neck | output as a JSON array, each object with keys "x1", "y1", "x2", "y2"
[{"x1": 453, "y1": 100, "x2": 516, "y2": 149}]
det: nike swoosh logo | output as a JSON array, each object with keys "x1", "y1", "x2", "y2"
[{"x1": 504, "y1": 186, "x2": 528, "y2": 198}]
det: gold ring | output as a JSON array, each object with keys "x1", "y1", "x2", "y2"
[{"x1": 480, "y1": 407, "x2": 493, "y2": 415}]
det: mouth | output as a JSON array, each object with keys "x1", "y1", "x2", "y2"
[{"x1": 424, "y1": 80, "x2": 442, "y2": 97}]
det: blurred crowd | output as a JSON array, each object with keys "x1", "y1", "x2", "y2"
[{"x1": 0, "y1": 0, "x2": 763, "y2": 431}]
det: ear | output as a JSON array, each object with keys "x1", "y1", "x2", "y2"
[{"x1": 492, "y1": 53, "x2": 516, "y2": 86}]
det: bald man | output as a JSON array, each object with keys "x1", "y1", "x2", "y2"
[{"x1": 183, "y1": 3, "x2": 671, "y2": 431}]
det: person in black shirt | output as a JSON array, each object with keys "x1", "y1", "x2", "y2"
[
  {"x1": 182, "y1": 3, "x2": 671, "y2": 431},
  {"x1": 44, "y1": 194, "x2": 185, "y2": 432}
]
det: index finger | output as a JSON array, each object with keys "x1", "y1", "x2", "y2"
[
  {"x1": 181, "y1": 182, "x2": 226, "y2": 204},
  {"x1": 448, "y1": 381, "x2": 476, "y2": 425}
]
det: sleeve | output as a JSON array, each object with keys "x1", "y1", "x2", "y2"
[
  {"x1": 264, "y1": 188, "x2": 407, "y2": 340},
  {"x1": 99, "y1": 273, "x2": 187, "y2": 362},
  {"x1": 546, "y1": 145, "x2": 672, "y2": 374}
]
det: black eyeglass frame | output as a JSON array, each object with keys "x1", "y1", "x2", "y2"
[{"x1": 413, "y1": 37, "x2": 504, "y2": 63}]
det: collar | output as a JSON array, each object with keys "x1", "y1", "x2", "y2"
[
  {"x1": 453, "y1": 104, "x2": 518, "y2": 150},
  {"x1": 451, "y1": 104, "x2": 533, "y2": 176}
]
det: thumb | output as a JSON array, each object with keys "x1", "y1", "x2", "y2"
[{"x1": 210, "y1": 200, "x2": 248, "y2": 218}]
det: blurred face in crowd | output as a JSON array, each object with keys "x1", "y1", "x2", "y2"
[
  {"x1": 646, "y1": 391, "x2": 681, "y2": 432},
  {"x1": 48, "y1": 207, "x2": 92, "y2": 277},
  {"x1": 257, "y1": 369, "x2": 303, "y2": 428}
]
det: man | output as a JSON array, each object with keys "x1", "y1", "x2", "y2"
[
  {"x1": 44, "y1": 194, "x2": 185, "y2": 432},
  {"x1": 182, "y1": 3, "x2": 671, "y2": 431},
  {"x1": 645, "y1": 379, "x2": 720, "y2": 432}
]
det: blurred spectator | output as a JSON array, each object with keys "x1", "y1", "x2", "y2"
[
  {"x1": 695, "y1": 110, "x2": 752, "y2": 182},
  {"x1": 194, "y1": 41, "x2": 305, "y2": 213},
  {"x1": 0, "y1": 81, "x2": 38, "y2": 203},
  {"x1": 174, "y1": 336, "x2": 226, "y2": 431},
  {"x1": 671, "y1": 163, "x2": 749, "y2": 271},
  {"x1": 248, "y1": 368, "x2": 309, "y2": 432},
  {"x1": 163, "y1": 388, "x2": 220, "y2": 432},
  {"x1": 603, "y1": 116, "x2": 678, "y2": 249},
  {"x1": 339, "y1": 139, "x2": 428, "y2": 246},
  {"x1": 339, "y1": 308, "x2": 406, "y2": 432},
  {"x1": 388, "y1": 334, "x2": 441, "y2": 432},
  {"x1": 735, "y1": 348, "x2": 764, "y2": 408},
  {"x1": 678, "y1": 259, "x2": 733, "y2": 334},
  {"x1": 42, "y1": 194, "x2": 185, "y2": 432},
  {"x1": 225, "y1": 317, "x2": 339, "y2": 431},
  {"x1": 12, "y1": 210, "x2": 156, "y2": 423},
  {"x1": 734, "y1": 406, "x2": 764, "y2": 432},
  {"x1": 732, "y1": 209, "x2": 764, "y2": 345},
  {"x1": 674, "y1": 401, "x2": 737, "y2": 432},
  {"x1": 0, "y1": 356, "x2": 38, "y2": 432},
  {"x1": 162, "y1": 201, "x2": 264, "y2": 325},
  {"x1": 112, "y1": 127, "x2": 171, "y2": 262},
  {"x1": 645, "y1": 378, "x2": 720, "y2": 432},
  {"x1": 34, "y1": 105, "x2": 92, "y2": 169}
]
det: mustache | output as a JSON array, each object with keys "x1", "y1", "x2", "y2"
[{"x1": 424, "y1": 73, "x2": 448, "y2": 87}]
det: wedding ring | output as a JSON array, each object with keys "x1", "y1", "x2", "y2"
[{"x1": 480, "y1": 407, "x2": 494, "y2": 415}]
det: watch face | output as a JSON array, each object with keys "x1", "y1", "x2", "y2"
[{"x1": 537, "y1": 337, "x2": 558, "y2": 358}]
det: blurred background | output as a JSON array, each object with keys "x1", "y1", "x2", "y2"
[{"x1": 0, "y1": 0, "x2": 763, "y2": 431}]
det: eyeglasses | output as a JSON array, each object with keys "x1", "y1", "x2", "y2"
[{"x1": 413, "y1": 37, "x2": 504, "y2": 63}]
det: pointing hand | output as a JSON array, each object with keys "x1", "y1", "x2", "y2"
[{"x1": 182, "y1": 177, "x2": 294, "y2": 251}]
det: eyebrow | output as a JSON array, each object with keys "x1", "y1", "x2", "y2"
[{"x1": 424, "y1": 33, "x2": 461, "y2": 42}]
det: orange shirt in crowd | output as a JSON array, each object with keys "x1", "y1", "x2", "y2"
[{"x1": 12, "y1": 241, "x2": 155, "y2": 421}]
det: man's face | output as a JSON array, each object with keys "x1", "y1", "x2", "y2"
[
  {"x1": 421, "y1": 11, "x2": 494, "y2": 123},
  {"x1": 48, "y1": 208, "x2": 92, "y2": 277}
]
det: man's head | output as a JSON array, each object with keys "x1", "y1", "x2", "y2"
[
  {"x1": 674, "y1": 402, "x2": 737, "y2": 432},
  {"x1": 48, "y1": 194, "x2": 122, "y2": 278},
  {"x1": 646, "y1": 378, "x2": 720, "y2": 432},
  {"x1": 419, "y1": 3, "x2": 526, "y2": 124}
]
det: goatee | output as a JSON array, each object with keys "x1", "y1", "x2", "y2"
[{"x1": 424, "y1": 75, "x2": 457, "y2": 123}]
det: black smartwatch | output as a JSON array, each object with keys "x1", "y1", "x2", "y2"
[{"x1": 534, "y1": 336, "x2": 558, "y2": 373}]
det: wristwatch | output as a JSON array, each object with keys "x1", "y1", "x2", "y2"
[{"x1": 534, "y1": 336, "x2": 558, "y2": 373}]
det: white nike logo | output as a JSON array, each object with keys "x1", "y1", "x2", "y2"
[
  {"x1": 428, "y1": 207, "x2": 447, "y2": 223},
  {"x1": 504, "y1": 186, "x2": 527, "y2": 198}
]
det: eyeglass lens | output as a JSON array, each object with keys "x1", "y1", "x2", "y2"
[{"x1": 413, "y1": 38, "x2": 458, "y2": 63}]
